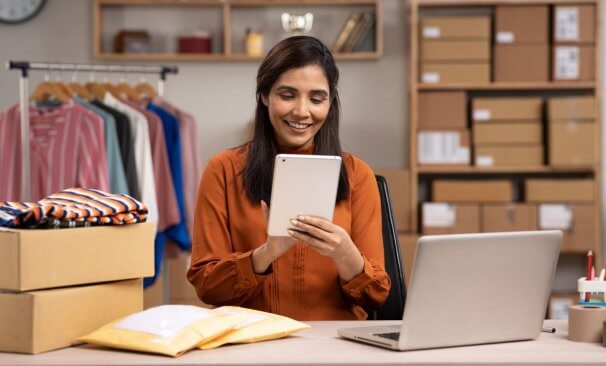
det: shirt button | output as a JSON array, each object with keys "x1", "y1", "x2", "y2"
[{"x1": 244, "y1": 280, "x2": 250, "y2": 286}]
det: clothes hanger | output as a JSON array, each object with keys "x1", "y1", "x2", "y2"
[
  {"x1": 29, "y1": 69, "x2": 71, "y2": 104},
  {"x1": 68, "y1": 69, "x2": 94, "y2": 101},
  {"x1": 85, "y1": 68, "x2": 109, "y2": 100},
  {"x1": 135, "y1": 76, "x2": 158, "y2": 100},
  {"x1": 115, "y1": 76, "x2": 145, "y2": 103}
]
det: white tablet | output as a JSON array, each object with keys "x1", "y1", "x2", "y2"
[{"x1": 267, "y1": 154, "x2": 342, "y2": 237}]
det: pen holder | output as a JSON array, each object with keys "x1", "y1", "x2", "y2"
[{"x1": 577, "y1": 277, "x2": 606, "y2": 305}]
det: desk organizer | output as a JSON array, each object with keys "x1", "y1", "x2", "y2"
[{"x1": 577, "y1": 277, "x2": 606, "y2": 306}]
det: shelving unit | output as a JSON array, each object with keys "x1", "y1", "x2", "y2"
[{"x1": 93, "y1": 0, "x2": 382, "y2": 61}]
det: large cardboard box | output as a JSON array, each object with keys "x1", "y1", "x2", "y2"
[
  {"x1": 554, "y1": 5, "x2": 596, "y2": 44},
  {"x1": 0, "y1": 222, "x2": 154, "y2": 292},
  {"x1": 549, "y1": 121, "x2": 596, "y2": 166},
  {"x1": 421, "y1": 203, "x2": 480, "y2": 235},
  {"x1": 548, "y1": 97, "x2": 596, "y2": 120},
  {"x1": 494, "y1": 44, "x2": 549, "y2": 82},
  {"x1": 0, "y1": 279, "x2": 143, "y2": 354},
  {"x1": 482, "y1": 204, "x2": 538, "y2": 232},
  {"x1": 143, "y1": 270, "x2": 165, "y2": 309},
  {"x1": 420, "y1": 16, "x2": 490, "y2": 40},
  {"x1": 553, "y1": 45, "x2": 595, "y2": 81},
  {"x1": 419, "y1": 92, "x2": 466, "y2": 130},
  {"x1": 495, "y1": 5, "x2": 549, "y2": 43},
  {"x1": 420, "y1": 40, "x2": 490, "y2": 61},
  {"x1": 397, "y1": 234, "x2": 418, "y2": 288},
  {"x1": 525, "y1": 179, "x2": 594, "y2": 202},
  {"x1": 474, "y1": 145, "x2": 543, "y2": 167},
  {"x1": 374, "y1": 169, "x2": 411, "y2": 232},
  {"x1": 420, "y1": 63, "x2": 490, "y2": 84},
  {"x1": 417, "y1": 130, "x2": 470, "y2": 165},
  {"x1": 473, "y1": 122, "x2": 542, "y2": 145},
  {"x1": 472, "y1": 97, "x2": 543, "y2": 121},
  {"x1": 432, "y1": 180, "x2": 513, "y2": 202},
  {"x1": 548, "y1": 293, "x2": 579, "y2": 319},
  {"x1": 560, "y1": 205, "x2": 595, "y2": 252}
]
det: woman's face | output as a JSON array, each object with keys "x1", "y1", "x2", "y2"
[{"x1": 262, "y1": 64, "x2": 330, "y2": 150}]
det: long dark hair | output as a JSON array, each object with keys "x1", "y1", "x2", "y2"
[{"x1": 243, "y1": 35, "x2": 350, "y2": 205}]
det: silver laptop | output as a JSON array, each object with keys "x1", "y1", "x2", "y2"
[{"x1": 338, "y1": 230, "x2": 562, "y2": 351}]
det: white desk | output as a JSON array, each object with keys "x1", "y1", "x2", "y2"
[{"x1": 1, "y1": 320, "x2": 604, "y2": 365}]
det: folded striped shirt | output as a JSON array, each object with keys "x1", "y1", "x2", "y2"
[{"x1": 0, "y1": 188, "x2": 147, "y2": 228}]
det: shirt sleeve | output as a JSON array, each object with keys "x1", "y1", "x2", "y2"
[
  {"x1": 339, "y1": 157, "x2": 391, "y2": 309},
  {"x1": 187, "y1": 157, "x2": 271, "y2": 306}
]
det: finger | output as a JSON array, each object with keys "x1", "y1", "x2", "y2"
[
  {"x1": 290, "y1": 219, "x2": 331, "y2": 241},
  {"x1": 287, "y1": 229, "x2": 331, "y2": 251},
  {"x1": 297, "y1": 215, "x2": 336, "y2": 233}
]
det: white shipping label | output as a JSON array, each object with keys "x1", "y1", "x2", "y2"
[
  {"x1": 418, "y1": 132, "x2": 469, "y2": 164},
  {"x1": 423, "y1": 203, "x2": 456, "y2": 227},
  {"x1": 549, "y1": 298, "x2": 574, "y2": 320},
  {"x1": 555, "y1": 47, "x2": 580, "y2": 80},
  {"x1": 555, "y1": 7, "x2": 580, "y2": 41},
  {"x1": 114, "y1": 305, "x2": 214, "y2": 337},
  {"x1": 496, "y1": 32, "x2": 515, "y2": 43},
  {"x1": 423, "y1": 26, "x2": 441, "y2": 38},
  {"x1": 473, "y1": 109, "x2": 491, "y2": 121},
  {"x1": 475, "y1": 155, "x2": 494, "y2": 167},
  {"x1": 539, "y1": 204, "x2": 572, "y2": 230},
  {"x1": 422, "y1": 72, "x2": 440, "y2": 84},
  {"x1": 214, "y1": 307, "x2": 268, "y2": 329}
]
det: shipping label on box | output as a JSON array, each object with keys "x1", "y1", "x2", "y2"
[
  {"x1": 539, "y1": 204, "x2": 573, "y2": 230},
  {"x1": 418, "y1": 131, "x2": 470, "y2": 165},
  {"x1": 496, "y1": 31, "x2": 514, "y2": 43},
  {"x1": 423, "y1": 26, "x2": 441, "y2": 39},
  {"x1": 555, "y1": 7, "x2": 580, "y2": 42},
  {"x1": 423, "y1": 203, "x2": 456, "y2": 227},
  {"x1": 555, "y1": 46, "x2": 580, "y2": 80},
  {"x1": 420, "y1": 17, "x2": 490, "y2": 40}
]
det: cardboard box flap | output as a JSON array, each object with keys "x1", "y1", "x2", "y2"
[
  {"x1": 548, "y1": 97, "x2": 596, "y2": 120},
  {"x1": 421, "y1": 16, "x2": 490, "y2": 40}
]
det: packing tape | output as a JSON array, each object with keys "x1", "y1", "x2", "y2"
[{"x1": 568, "y1": 305, "x2": 606, "y2": 343}]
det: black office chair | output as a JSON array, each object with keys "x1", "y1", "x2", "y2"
[{"x1": 365, "y1": 175, "x2": 407, "y2": 320}]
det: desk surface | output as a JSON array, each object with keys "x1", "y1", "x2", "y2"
[{"x1": 1, "y1": 320, "x2": 605, "y2": 366}]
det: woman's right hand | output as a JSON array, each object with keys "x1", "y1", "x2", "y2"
[{"x1": 251, "y1": 200, "x2": 296, "y2": 273}]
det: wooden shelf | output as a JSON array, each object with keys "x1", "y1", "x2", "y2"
[
  {"x1": 418, "y1": 0, "x2": 596, "y2": 7},
  {"x1": 416, "y1": 165, "x2": 595, "y2": 174},
  {"x1": 417, "y1": 82, "x2": 596, "y2": 91},
  {"x1": 95, "y1": 51, "x2": 382, "y2": 61}
]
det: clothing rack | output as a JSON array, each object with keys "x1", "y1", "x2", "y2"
[{"x1": 5, "y1": 61, "x2": 179, "y2": 201}]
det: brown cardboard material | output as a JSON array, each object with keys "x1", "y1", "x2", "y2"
[
  {"x1": 561, "y1": 205, "x2": 595, "y2": 252},
  {"x1": 553, "y1": 45, "x2": 595, "y2": 81},
  {"x1": 525, "y1": 179, "x2": 594, "y2": 202},
  {"x1": 494, "y1": 44, "x2": 549, "y2": 82},
  {"x1": 548, "y1": 293, "x2": 579, "y2": 319},
  {"x1": 420, "y1": 63, "x2": 490, "y2": 84},
  {"x1": 420, "y1": 40, "x2": 490, "y2": 61},
  {"x1": 432, "y1": 180, "x2": 513, "y2": 202},
  {"x1": 167, "y1": 249, "x2": 201, "y2": 304},
  {"x1": 554, "y1": 5, "x2": 595, "y2": 44},
  {"x1": 420, "y1": 16, "x2": 490, "y2": 40},
  {"x1": 549, "y1": 121, "x2": 596, "y2": 166},
  {"x1": 472, "y1": 98, "x2": 543, "y2": 121},
  {"x1": 473, "y1": 122, "x2": 542, "y2": 145},
  {"x1": 548, "y1": 97, "x2": 596, "y2": 120},
  {"x1": 0, "y1": 279, "x2": 143, "y2": 354},
  {"x1": 422, "y1": 203, "x2": 480, "y2": 235},
  {"x1": 374, "y1": 169, "x2": 411, "y2": 232},
  {"x1": 0, "y1": 222, "x2": 154, "y2": 292},
  {"x1": 474, "y1": 145, "x2": 543, "y2": 167},
  {"x1": 495, "y1": 5, "x2": 549, "y2": 43},
  {"x1": 143, "y1": 269, "x2": 165, "y2": 309},
  {"x1": 419, "y1": 91, "x2": 467, "y2": 130},
  {"x1": 397, "y1": 234, "x2": 418, "y2": 289},
  {"x1": 481, "y1": 204, "x2": 538, "y2": 232}
]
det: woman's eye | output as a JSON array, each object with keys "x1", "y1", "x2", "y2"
[
  {"x1": 280, "y1": 94, "x2": 294, "y2": 100},
  {"x1": 311, "y1": 98, "x2": 325, "y2": 104}
]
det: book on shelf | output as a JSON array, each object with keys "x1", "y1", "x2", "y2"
[
  {"x1": 343, "y1": 12, "x2": 374, "y2": 53},
  {"x1": 332, "y1": 12, "x2": 361, "y2": 53}
]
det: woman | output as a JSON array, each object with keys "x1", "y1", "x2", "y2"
[{"x1": 187, "y1": 36, "x2": 390, "y2": 320}]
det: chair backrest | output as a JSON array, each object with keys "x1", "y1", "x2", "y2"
[{"x1": 366, "y1": 175, "x2": 407, "y2": 320}]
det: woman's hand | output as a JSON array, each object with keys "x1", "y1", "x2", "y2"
[
  {"x1": 287, "y1": 216, "x2": 364, "y2": 281},
  {"x1": 251, "y1": 201, "x2": 296, "y2": 274}
]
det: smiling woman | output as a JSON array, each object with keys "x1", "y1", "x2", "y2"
[{"x1": 187, "y1": 36, "x2": 390, "y2": 321}]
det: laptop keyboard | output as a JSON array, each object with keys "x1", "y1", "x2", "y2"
[{"x1": 374, "y1": 331, "x2": 400, "y2": 341}]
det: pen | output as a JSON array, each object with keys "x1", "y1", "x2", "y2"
[
  {"x1": 585, "y1": 250, "x2": 593, "y2": 302},
  {"x1": 541, "y1": 327, "x2": 556, "y2": 334}
]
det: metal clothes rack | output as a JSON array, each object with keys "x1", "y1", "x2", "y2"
[{"x1": 6, "y1": 61, "x2": 178, "y2": 201}]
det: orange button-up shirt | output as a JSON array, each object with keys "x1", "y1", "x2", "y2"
[{"x1": 187, "y1": 144, "x2": 390, "y2": 320}]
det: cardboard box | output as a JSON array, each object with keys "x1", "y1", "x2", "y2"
[
  {"x1": 417, "y1": 130, "x2": 470, "y2": 165},
  {"x1": 421, "y1": 203, "x2": 480, "y2": 235},
  {"x1": 420, "y1": 40, "x2": 490, "y2": 61},
  {"x1": 473, "y1": 122, "x2": 542, "y2": 145},
  {"x1": 0, "y1": 279, "x2": 143, "y2": 354},
  {"x1": 494, "y1": 44, "x2": 549, "y2": 82},
  {"x1": 495, "y1": 5, "x2": 549, "y2": 43},
  {"x1": 553, "y1": 45, "x2": 595, "y2": 81},
  {"x1": 0, "y1": 222, "x2": 154, "y2": 292},
  {"x1": 561, "y1": 205, "x2": 596, "y2": 253},
  {"x1": 397, "y1": 234, "x2": 418, "y2": 289},
  {"x1": 374, "y1": 169, "x2": 411, "y2": 232},
  {"x1": 475, "y1": 145, "x2": 543, "y2": 167},
  {"x1": 548, "y1": 293, "x2": 579, "y2": 319},
  {"x1": 548, "y1": 96, "x2": 596, "y2": 121},
  {"x1": 549, "y1": 121, "x2": 595, "y2": 166},
  {"x1": 420, "y1": 16, "x2": 490, "y2": 40},
  {"x1": 472, "y1": 97, "x2": 543, "y2": 121},
  {"x1": 419, "y1": 91, "x2": 467, "y2": 130},
  {"x1": 481, "y1": 204, "x2": 538, "y2": 232},
  {"x1": 432, "y1": 180, "x2": 513, "y2": 203},
  {"x1": 143, "y1": 270, "x2": 165, "y2": 309},
  {"x1": 525, "y1": 179, "x2": 594, "y2": 202},
  {"x1": 420, "y1": 63, "x2": 490, "y2": 84},
  {"x1": 554, "y1": 5, "x2": 596, "y2": 44}
]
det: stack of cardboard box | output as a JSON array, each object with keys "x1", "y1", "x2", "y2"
[
  {"x1": 547, "y1": 96, "x2": 596, "y2": 166},
  {"x1": 552, "y1": 4, "x2": 596, "y2": 81},
  {"x1": 419, "y1": 16, "x2": 491, "y2": 84},
  {"x1": 472, "y1": 97, "x2": 544, "y2": 166},
  {"x1": 494, "y1": 5, "x2": 549, "y2": 82},
  {"x1": 0, "y1": 223, "x2": 154, "y2": 354}
]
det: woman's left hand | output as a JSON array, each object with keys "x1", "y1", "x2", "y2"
[{"x1": 288, "y1": 216, "x2": 364, "y2": 281}]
